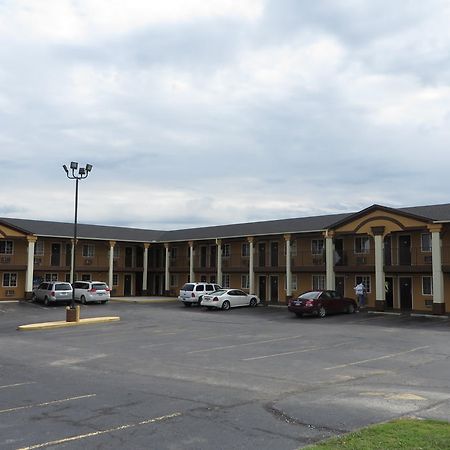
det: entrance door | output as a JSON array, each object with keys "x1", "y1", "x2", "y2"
[
  {"x1": 399, "y1": 235, "x2": 411, "y2": 265},
  {"x1": 270, "y1": 242, "x2": 278, "y2": 267},
  {"x1": 258, "y1": 276, "x2": 266, "y2": 302},
  {"x1": 125, "y1": 247, "x2": 133, "y2": 268},
  {"x1": 385, "y1": 277, "x2": 394, "y2": 309},
  {"x1": 258, "y1": 243, "x2": 266, "y2": 267},
  {"x1": 124, "y1": 274, "x2": 132, "y2": 296},
  {"x1": 384, "y1": 236, "x2": 392, "y2": 266},
  {"x1": 135, "y1": 272, "x2": 143, "y2": 296},
  {"x1": 399, "y1": 277, "x2": 412, "y2": 311},
  {"x1": 334, "y1": 239, "x2": 344, "y2": 266},
  {"x1": 335, "y1": 276, "x2": 345, "y2": 297},
  {"x1": 51, "y1": 243, "x2": 61, "y2": 267},
  {"x1": 270, "y1": 276, "x2": 278, "y2": 303}
]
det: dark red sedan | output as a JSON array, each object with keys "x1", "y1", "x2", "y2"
[{"x1": 288, "y1": 290, "x2": 357, "y2": 318}]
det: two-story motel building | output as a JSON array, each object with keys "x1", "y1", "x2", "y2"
[{"x1": 1, "y1": 203, "x2": 450, "y2": 315}]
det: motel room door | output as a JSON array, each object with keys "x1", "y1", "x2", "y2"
[{"x1": 399, "y1": 277, "x2": 412, "y2": 311}]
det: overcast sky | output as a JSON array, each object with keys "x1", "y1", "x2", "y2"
[{"x1": 1, "y1": 0, "x2": 450, "y2": 230}]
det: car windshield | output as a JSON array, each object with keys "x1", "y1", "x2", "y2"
[
  {"x1": 298, "y1": 291, "x2": 320, "y2": 300},
  {"x1": 92, "y1": 283, "x2": 107, "y2": 290},
  {"x1": 55, "y1": 283, "x2": 72, "y2": 291},
  {"x1": 181, "y1": 284, "x2": 194, "y2": 291}
]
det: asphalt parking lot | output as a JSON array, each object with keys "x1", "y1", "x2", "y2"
[{"x1": 1, "y1": 300, "x2": 450, "y2": 450}]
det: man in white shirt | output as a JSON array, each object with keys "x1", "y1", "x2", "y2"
[{"x1": 354, "y1": 282, "x2": 366, "y2": 309}]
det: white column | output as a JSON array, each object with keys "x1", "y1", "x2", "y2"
[
  {"x1": 25, "y1": 236, "x2": 37, "y2": 295},
  {"x1": 325, "y1": 233, "x2": 335, "y2": 290},
  {"x1": 189, "y1": 241, "x2": 195, "y2": 282},
  {"x1": 374, "y1": 233, "x2": 385, "y2": 304},
  {"x1": 285, "y1": 235, "x2": 292, "y2": 298},
  {"x1": 108, "y1": 241, "x2": 115, "y2": 290},
  {"x1": 164, "y1": 243, "x2": 170, "y2": 292},
  {"x1": 431, "y1": 227, "x2": 444, "y2": 310},
  {"x1": 216, "y1": 239, "x2": 222, "y2": 285},
  {"x1": 143, "y1": 243, "x2": 149, "y2": 294},
  {"x1": 248, "y1": 237, "x2": 254, "y2": 294}
]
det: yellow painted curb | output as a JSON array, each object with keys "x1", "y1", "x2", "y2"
[{"x1": 17, "y1": 316, "x2": 120, "y2": 331}]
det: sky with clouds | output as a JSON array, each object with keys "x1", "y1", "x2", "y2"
[{"x1": 1, "y1": 0, "x2": 450, "y2": 230}]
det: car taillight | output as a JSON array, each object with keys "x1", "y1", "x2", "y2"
[
  {"x1": 191, "y1": 292, "x2": 195, "y2": 297},
  {"x1": 305, "y1": 300, "x2": 314, "y2": 307},
  {"x1": 212, "y1": 297, "x2": 219, "y2": 302},
  {"x1": 105, "y1": 288, "x2": 111, "y2": 292},
  {"x1": 88, "y1": 288, "x2": 97, "y2": 293},
  {"x1": 51, "y1": 291, "x2": 55, "y2": 296}
]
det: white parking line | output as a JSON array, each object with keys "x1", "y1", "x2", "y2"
[
  {"x1": 242, "y1": 341, "x2": 350, "y2": 361},
  {"x1": 0, "y1": 394, "x2": 96, "y2": 414},
  {"x1": 187, "y1": 335, "x2": 304, "y2": 354},
  {"x1": 0, "y1": 382, "x2": 36, "y2": 390},
  {"x1": 17, "y1": 412, "x2": 182, "y2": 450},
  {"x1": 324, "y1": 345, "x2": 430, "y2": 370}
]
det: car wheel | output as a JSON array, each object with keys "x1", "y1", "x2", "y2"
[
  {"x1": 249, "y1": 298, "x2": 257, "y2": 307},
  {"x1": 81, "y1": 296, "x2": 87, "y2": 305},
  {"x1": 295, "y1": 312, "x2": 303, "y2": 318},
  {"x1": 347, "y1": 304, "x2": 356, "y2": 314},
  {"x1": 101, "y1": 301, "x2": 107, "y2": 304},
  {"x1": 222, "y1": 300, "x2": 231, "y2": 310},
  {"x1": 44, "y1": 297, "x2": 49, "y2": 306},
  {"x1": 183, "y1": 302, "x2": 192, "y2": 307},
  {"x1": 318, "y1": 306, "x2": 326, "y2": 318}
]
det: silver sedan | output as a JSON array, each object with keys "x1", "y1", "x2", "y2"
[{"x1": 201, "y1": 289, "x2": 260, "y2": 310}]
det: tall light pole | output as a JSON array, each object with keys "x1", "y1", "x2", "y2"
[{"x1": 63, "y1": 161, "x2": 93, "y2": 309}]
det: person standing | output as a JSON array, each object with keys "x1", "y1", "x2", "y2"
[{"x1": 354, "y1": 281, "x2": 366, "y2": 310}]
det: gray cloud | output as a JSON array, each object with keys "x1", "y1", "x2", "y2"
[{"x1": 1, "y1": 1, "x2": 450, "y2": 229}]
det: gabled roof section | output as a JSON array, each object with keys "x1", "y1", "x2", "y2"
[
  {"x1": 328, "y1": 204, "x2": 436, "y2": 230},
  {"x1": 0, "y1": 217, "x2": 165, "y2": 242}
]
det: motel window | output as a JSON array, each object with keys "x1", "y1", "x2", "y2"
[
  {"x1": 113, "y1": 246, "x2": 120, "y2": 258},
  {"x1": 45, "y1": 273, "x2": 58, "y2": 282},
  {"x1": 311, "y1": 239, "x2": 324, "y2": 255},
  {"x1": 222, "y1": 273, "x2": 230, "y2": 288},
  {"x1": 0, "y1": 240, "x2": 13, "y2": 254},
  {"x1": 284, "y1": 240, "x2": 297, "y2": 256},
  {"x1": 421, "y1": 233, "x2": 432, "y2": 252},
  {"x1": 241, "y1": 274, "x2": 249, "y2": 289},
  {"x1": 285, "y1": 275, "x2": 297, "y2": 291},
  {"x1": 422, "y1": 276, "x2": 433, "y2": 295},
  {"x1": 170, "y1": 274, "x2": 178, "y2": 287},
  {"x1": 3, "y1": 272, "x2": 17, "y2": 287},
  {"x1": 34, "y1": 241, "x2": 44, "y2": 256},
  {"x1": 355, "y1": 275, "x2": 371, "y2": 293},
  {"x1": 355, "y1": 236, "x2": 370, "y2": 254},
  {"x1": 242, "y1": 242, "x2": 250, "y2": 257},
  {"x1": 82, "y1": 244, "x2": 95, "y2": 258},
  {"x1": 65, "y1": 273, "x2": 71, "y2": 283},
  {"x1": 113, "y1": 274, "x2": 119, "y2": 286},
  {"x1": 312, "y1": 274, "x2": 326, "y2": 291},
  {"x1": 170, "y1": 247, "x2": 177, "y2": 260},
  {"x1": 222, "y1": 244, "x2": 230, "y2": 258}
]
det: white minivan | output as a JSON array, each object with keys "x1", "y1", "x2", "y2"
[
  {"x1": 73, "y1": 281, "x2": 111, "y2": 304},
  {"x1": 178, "y1": 282, "x2": 221, "y2": 307}
]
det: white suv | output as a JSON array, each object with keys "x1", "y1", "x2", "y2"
[
  {"x1": 178, "y1": 282, "x2": 221, "y2": 307},
  {"x1": 73, "y1": 281, "x2": 111, "y2": 304}
]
